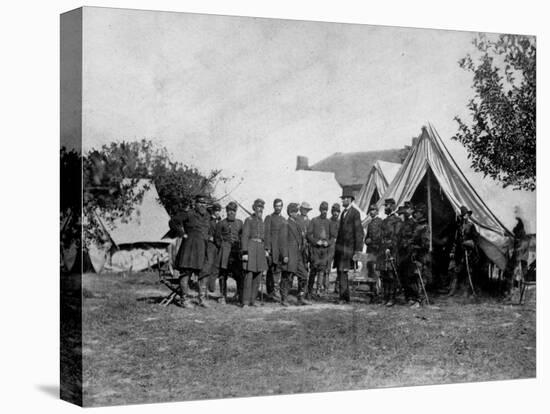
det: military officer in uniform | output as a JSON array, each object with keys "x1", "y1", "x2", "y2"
[
  {"x1": 397, "y1": 202, "x2": 418, "y2": 306},
  {"x1": 411, "y1": 203, "x2": 432, "y2": 306},
  {"x1": 447, "y1": 205, "x2": 479, "y2": 297},
  {"x1": 203, "y1": 202, "x2": 222, "y2": 294},
  {"x1": 364, "y1": 204, "x2": 384, "y2": 287},
  {"x1": 168, "y1": 194, "x2": 211, "y2": 308},
  {"x1": 241, "y1": 199, "x2": 269, "y2": 307},
  {"x1": 264, "y1": 199, "x2": 285, "y2": 301},
  {"x1": 381, "y1": 198, "x2": 401, "y2": 307},
  {"x1": 215, "y1": 202, "x2": 243, "y2": 304},
  {"x1": 307, "y1": 201, "x2": 337, "y2": 297},
  {"x1": 334, "y1": 190, "x2": 364, "y2": 303},
  {"x1": 279, "y1": 203, "x2": 311, "y2": 306}
]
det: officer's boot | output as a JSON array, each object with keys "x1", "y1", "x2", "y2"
[{"x1": 447, "y1": 275, "x2": 458, "y2": 297}]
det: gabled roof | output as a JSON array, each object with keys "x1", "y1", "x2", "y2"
[
  {"x1": 356, "y1": 160, "x2": 402, "y2": 211},
  {"x1": 309, "y1": 149, "x2": 405, "y2": 187}
]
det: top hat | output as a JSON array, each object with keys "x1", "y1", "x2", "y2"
[{"x1": 340, "y1": 189, "x2": 355, "y2": 200}]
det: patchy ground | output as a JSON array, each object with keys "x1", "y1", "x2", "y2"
[{"x1": 81, "y1": 272, "x2": 536, "y2": 407}]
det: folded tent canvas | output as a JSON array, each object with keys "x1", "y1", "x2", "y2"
[
  {"x1": 356, "y1": 160, "x2": 402, "y2": 211},
  {"x1": 377, "y1": 123, "x2": 536, "y2": 270}
]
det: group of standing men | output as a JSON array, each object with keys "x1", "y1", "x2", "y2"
[
  {"x1": 168, "y1": 189, "x2": 479, "y2": 309},
  {"x1": 364, "y1": 198, "x2": 479, "y2": 307}
]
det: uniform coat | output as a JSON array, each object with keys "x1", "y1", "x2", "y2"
[
  {"x1": 307, "y1": 215, "x2": 337, "y2": 269},
  {"x1": 334, "y1": 207, "x2": 364, "y2": 271},
  {"x1": 328, "y1": 216, "x2": 340, "y2": 268},
  {"x1": 279, "y1": 217, "x2": 308, "y2": 275},
  {"x1": 169, "y1": 208, "x2": 210, "y2": 271},
  {"x1": 215, "y1": 217, "x2": 243, "y2": 270},
  {"x1": 241, "y1": 214, "x2": 268, "y2": 272},
  {"x1": 365, "y1": 216, "x2": 384, "y2": 254},
  {"x1": 264, "y1": 213, "x2": 285, "y2": 265}
]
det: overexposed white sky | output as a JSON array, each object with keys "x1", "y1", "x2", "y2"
[{"x1": 70, "y1": 6, "x2": 535, "y2": 231}]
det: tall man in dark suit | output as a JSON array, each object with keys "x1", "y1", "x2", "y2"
[
  {"x1": 334, "y1": 190, "x2": 364, "y2": 303},
  {"x1": 264, "y1": 199, "x2": 285, "y2": 301}
]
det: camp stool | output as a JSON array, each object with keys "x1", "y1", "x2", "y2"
[{"x1": 157, "y1": 258, "x2": 182, "y2": 306}]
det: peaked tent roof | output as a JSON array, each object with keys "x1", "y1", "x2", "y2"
[
  {"x1": 356, "y1": 160, "x2": 402, "y2": 211},
  {"x1": 98, "y1": 179, "x2": 171, "y2": 246},
  {"x1": 378, "y1": 124, "x2": 535, "y2": 269}
]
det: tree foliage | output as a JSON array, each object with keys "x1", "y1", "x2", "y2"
[
  {"x1": 453, "y1": 34, "x2": 536, "y2": 191},
  {"x1": 61, "y1": 139, "x2": 227, "y2": 247}
]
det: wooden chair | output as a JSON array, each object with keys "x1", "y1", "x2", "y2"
[{"x1": 157, "y1": 258, "x2": 181, "y2": 306}]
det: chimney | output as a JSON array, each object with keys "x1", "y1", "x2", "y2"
[{"x1": 296, "y1": 155, "x2": 310, "y2": 171}]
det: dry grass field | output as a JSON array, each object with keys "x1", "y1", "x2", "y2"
[{"x1": 78, "y1": 272, "x2": 536, "y2": 407}]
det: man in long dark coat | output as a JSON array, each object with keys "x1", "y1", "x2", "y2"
[
  {"x1": 381, "y1": 198, "x2": 401, "y2": 306},
  {"x1": 264, "y1": 198, "x2": 285, "y2": 301},
  {"x1": 334, "y1": 190, "x2": 364, "y2": 303},
  {"x1": 203, "y1": 203, "x2": 221, "y2": 294},
  {"x1": 447, "y1": 205, "x2": 478, "y2": 297},
  {"x1": 364, "y1": 204, "x2": 384, "y2": 284},
  {"x1": 241, "y1": 199, "x2": 269, "y2": 307},
  {"x1": 168, "y1": 194, "x2": 211, "y2": 308},
  {"x1": 411, "y1": 203, "x2": 432, "y2": 306},
  {"x1": 279, "y1": 203, "x2": 311, "y2": 306},
  {"x1": 215, "y1": 202, "x2": 243, "y2": 304},
  {"x1": 307, "y1": 201, "x2": 337, "y2": 297},
  {"x1": 396, "y1": 202, "x2": 417, "y2": 305}
]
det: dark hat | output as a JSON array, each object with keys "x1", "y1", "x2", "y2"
[
  {"x1": 331, "y1": 203, "x2": 341, "y2": 212},
  {"x1": 384, "y1": 198, "x2": 396, "y2": 205},
  {"x1": 340, "y1": 189, "x2": 355, "y2": 200},
  {"x1": 368, "y1": 204, "x2": 378, "y2": 212},
  {"x1": 210, "y1": 202, "x2": 222, "y2": 212},
  {"x1": 226, "y1": 201, "x2": 238, "y2": 212},
  {"x1": 287, "y1": 202, "x2": 299, "y2": 214},
  {"x1": 415, "y1": 202, "x2": 427, "y2": 215},
  {"x1": 300, "y1": 201, "x2": 312, "y2": 210},
  {"x1": 404, "y1": 200, "x2": 413, "y2": 208},
  {"x1": 319, "y1": 201, "x2": 329, "y2": 211},
  {"x1": 396, "y1": 206, "x2": 407, "y2": 215},
  {"x1": 253, "y1": 198, "x2": 265, "y2": 209},
  {"x1": 459, "y1": 205, "x2": 472, "y2": 216}
]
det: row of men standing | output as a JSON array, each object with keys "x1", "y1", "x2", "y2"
[{"x1": 168, "y1": 189, "x2": 366, "y2": 308}]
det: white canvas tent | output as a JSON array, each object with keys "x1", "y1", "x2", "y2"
[
  {"x1": 356, "y1": 160, "x2": 401, "y2": 211},
  {"x1": 378, "y1": 124, "x2": 535, "y2": 270},
  {"x1": 90, "y1": 179, "x2": 174, "y2": 273}
]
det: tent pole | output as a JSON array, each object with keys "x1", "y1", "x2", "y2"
[{"x1": 427, "y1": 168, "x2": 433, "y2": 252}]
